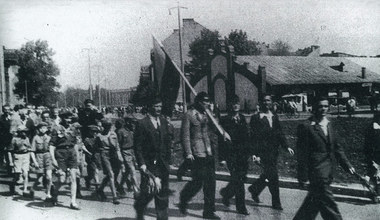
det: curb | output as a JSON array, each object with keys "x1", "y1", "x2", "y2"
[{"x1": 169, "y1": 168, "x2": 373, "y2": 199}]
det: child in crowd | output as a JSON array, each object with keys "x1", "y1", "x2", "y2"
[
  {"x1": 8, "y1": 125, "x2": 33, "y2": 197},
  {"x1": 115, "y1": 118, "x2": 138, "y2": 195},
  {"x1": 30, "y1": 122, "x2": 53, "y2": 200},
  {"x1": 96, "y1": 119, "x2": 124, "y2": 204}
]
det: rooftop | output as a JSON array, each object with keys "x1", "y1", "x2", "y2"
[
  {"x1": 235, "y1": 56, "x2": 380, "y2": 85},
  {"x1": 162, "y1": 18, "x2": 208, "y2": 67}
]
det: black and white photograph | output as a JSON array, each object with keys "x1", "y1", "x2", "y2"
[{"x1": 0, "y1": 0, "x2": 380, "y2": 219}]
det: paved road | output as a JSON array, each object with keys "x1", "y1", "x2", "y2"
[{"x1": 1, "y1": 172, "x2": 379, "y2": 220}]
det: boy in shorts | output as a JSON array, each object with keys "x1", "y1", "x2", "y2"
[
  {"x1": 49, "y1": 111, "x2": 80, "y2": 210},
  {"x1": 115, "y1": 118, "x2": 138, "y2": 195},
  {"x1": 96, "y1": 119, "x2": 124, "y2": 204},
  {"x1": 7, "y1": 125, "x2": 33, "y2": 197},
  {"x1": 30, "y1": 122, "x2": 53, "y2": 200}
]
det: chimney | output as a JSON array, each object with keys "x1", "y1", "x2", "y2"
[
  {"x1": 183, "y1": 18, "x2": 194, "y2": 28},
  {"x1": 173, "y1": 29, "x2": 179, "y2": 34},
  {"x1": 362, "y1": 67, "x2": 366, "y2": 79}
]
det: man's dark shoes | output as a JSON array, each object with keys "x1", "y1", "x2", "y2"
[
  {"x1": 248, "y1": 185, "x2": 261, "y2": 203},
  {"x1": 113, "y1": 198, "x2": 120, "y2": 205},
  {"x1": 9, "y1": 184, "x2": 15, "y2": 195},
  {"x1": 220, "y1": 188, "x2": 230, "y2": 207},
  {"x1": 202, "y1": 212, "x2": 221, "y2": 219},
  {"x1": 272, "y1": 204, "x2": 283, "y2": 210},
  {"x1": 237, "y1": 209, "x2": 250, "y2": 215},
  {"x1": 179, "y1": 202, "x2": 187, "y2": 215},
  {"x1": 96, "y1": 189, "x2": 107, "y2": 201},
  {"x1": 30, "y1": 190, "x2": 35, "y2": 200},
  {"x1": 70, "y1": 203, "x2": 80, "y2": 210},
  {"x1": 252, "y1": 195, "x2": 261, "y2": 203},
  {"x1": 222, "y1": 196, "x2": 230, "y2": 207}
]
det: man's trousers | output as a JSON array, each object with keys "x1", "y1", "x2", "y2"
[
  {"x1": 180, "y1": 156, "x2": 216, "y2": 214},
  {"x1": 293, "y1": 183, "x2": 343, "y2": 220}
]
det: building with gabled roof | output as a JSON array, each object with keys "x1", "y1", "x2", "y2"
[{"x1": 162, "y1": 18, "x2": 208, "y2": 67}]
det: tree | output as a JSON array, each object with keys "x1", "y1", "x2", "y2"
[
  {"x1": 269, "y1": 39, "x2": 292, "y2": 56},
  {"x1": 15, "y1": 40, "x2": 61, "y2": 106},
  {"x1": 130, "y1": 75, "x2": 158, "y2": 106},
  {"x1": 227, "y1": 29, "x2": 261, "y2": 55},
  {"x1": 186, "y1": 29, "x2": 221, "y2": 81}
]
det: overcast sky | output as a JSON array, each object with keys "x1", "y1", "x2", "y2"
[{"x1": 1, "y1": 0, "x2": 379, "y2": 90}]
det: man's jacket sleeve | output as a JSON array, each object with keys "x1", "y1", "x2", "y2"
[{"x1": 181, "y1": 113, "x2": 192, "y2": 157}]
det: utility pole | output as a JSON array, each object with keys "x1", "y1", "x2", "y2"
[
  {"x1": 25, "y1": 80, "x2": 28, "y2": 104},
  {"x1": 94, "y1": 65, "x2": 103, "y2": 109},
  {"x1": 82, "y1": 48, "x2": 94, "y2": 100},
  {"x1": 169, "y1": 2, "x2": 188, "y2": 112}
]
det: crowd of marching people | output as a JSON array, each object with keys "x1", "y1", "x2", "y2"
[
  {"x1": 0, "y1": 93, "x2": 379, "y2": 220},
  {"x1": 0, "y1": 99, "x2": 141, "y2": 210}
]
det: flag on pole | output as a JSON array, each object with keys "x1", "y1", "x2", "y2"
[
  {"x1": 152, "y1": 36, "x2": 181, "y2": 116},
  {"x1": 152, "y1": 35, "x2": 231, "y2": 141}
]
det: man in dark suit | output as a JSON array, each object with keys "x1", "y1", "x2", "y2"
[
  {"x1": 134, "y1": 98, "x2": 171, "y2": 220},
  {"x1": 0, "y1": 105, "x2": 13, "y2": 172},
  {"x1": 294, "y1": 96, "x2": 355, "y2": 220},
  {"x1": 78, "y1": 99, "x2": 103, "y2": 139},
  {"x1": 179, "y1": 92, "x2": 220, "y2": 219},
  {"x1": 219, "y1": 94, "x2": 250, "y2": 215},
  {"x1": 248, "y1": 94, "x2": 294, "y2": 210}
]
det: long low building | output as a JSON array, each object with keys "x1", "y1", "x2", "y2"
[{"x1": 191, "y1": 48, "x2": 380, "y2": 111}]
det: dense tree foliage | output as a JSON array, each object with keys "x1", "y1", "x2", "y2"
[
  {"x1": 15, "y1": 40, "x2": 60, "y2": 106},
  {"x1": 186, "y1": 29, "x2": 261, "y2": 82},
  {"x1": 269, "y1": 39, "x2": 292, "y2": 56},
  {"x1": 227, "y1": 29, "x2": 261, "y2": 55}
]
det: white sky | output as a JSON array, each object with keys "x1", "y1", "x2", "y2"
[{"x1": 1, "y1": 0, "x2": 379, "y2": 90}]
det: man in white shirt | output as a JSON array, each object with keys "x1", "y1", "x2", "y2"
[
  {"x1": 295, "y1": 96, "x2": 356, "y2": 220},
  {"x1": 248, "y1": 94, "x2": 294, "y2": 210}
]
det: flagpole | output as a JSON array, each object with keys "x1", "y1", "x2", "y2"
[
  {"x1": 170, "y1": 2, "x2": 187, "y2": 112},
  {"x1": 152, "y1": 35, "x2": 231, "y2": 141}
]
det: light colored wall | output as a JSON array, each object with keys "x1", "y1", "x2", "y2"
[{"x1": 235, "y1": 72, "x2": 258, "y2": 111}]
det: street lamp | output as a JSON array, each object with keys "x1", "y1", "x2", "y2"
[
  {"x1": 82, "y1": 48, "x2": 94, "y2": 100},
  {"x1": 169, "y1": 2, "x2": 188, "y2": 112}
]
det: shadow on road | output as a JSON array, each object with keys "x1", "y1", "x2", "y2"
[{"x1": 334, "y1": 195, "x2": 374, "y2": 206}]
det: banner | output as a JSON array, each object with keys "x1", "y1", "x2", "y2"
[
  {"x1": 152, "y1": 35, "x2": 231, "y2": 141},
  {"x1": 152, "y1": 36, "x2": 181, "y2": 116}
]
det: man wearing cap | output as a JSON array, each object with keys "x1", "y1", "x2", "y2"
[
  {"x1": 30, "y1": 122, "x2": 52, "y2": 200},
  {"x1": 78, "y1": 99, "x2": 103, "y2": 139},
  {"x1": 134, "y1": 98, "x2": 171, "y2": 220},
  {"x1": 7, "y1": 125, "x2": 33, "y2": 196},
  {"x1": 179, "y1": 92, "x2": 220, "y2": 219},
  {"x1": 49, "y1": 111, "x2": 80, "y2": 209},
  {"x1": 219, "y1": 94, "x2": 251, "y2": 215}
]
